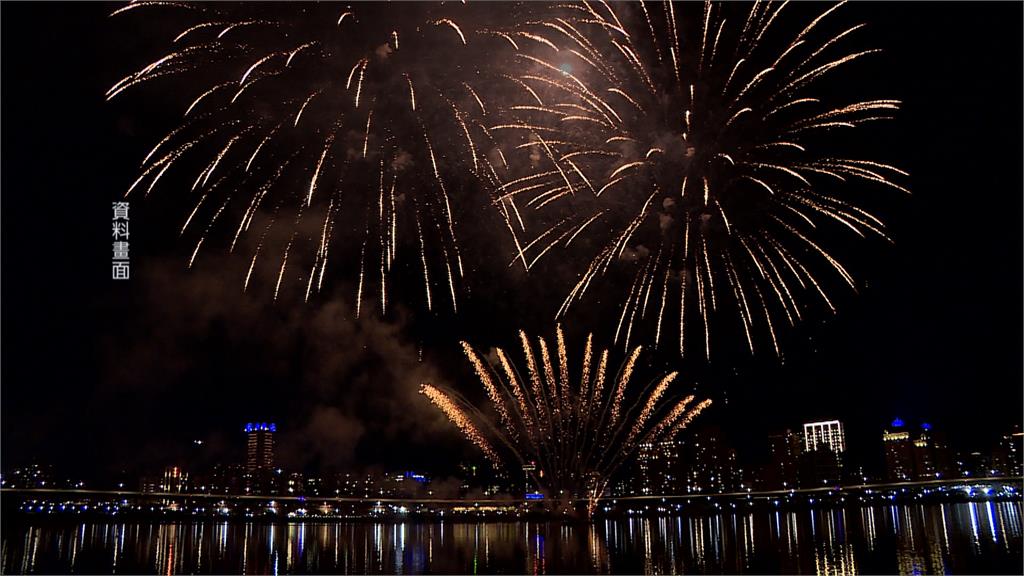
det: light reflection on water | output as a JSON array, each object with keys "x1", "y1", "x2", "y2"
[{"x1": 2, "y1": 502, "x2": 1021, "y2": 574}]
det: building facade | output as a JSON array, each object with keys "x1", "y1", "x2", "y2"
[
  {"x1": 883, "y1": 418, "x2": 914, "y2": 481},
  {"x1": 763, "y1": 429, "x2": 802, "y2": 490},
  {"x1": 803, "y1": 420, "x2": 846, "y2": 454},
  {"x1": 992, "y1": 426, "x2": 1023, "y2": 477},
  {"x1": 244, "y1": 422, "x2": 277, "y2": 495},
  {"x1": 800, "y1": 420, "x2": 845, "y2": 487},
  {"x1": 636, "y1": 440, "x2": 682, "y2": 495},
  {"x1": 883, "y1": 419, "x2": 954, "y2": 481},
  {"x1": 682, "y1": 427, "x2": 742, "y2": 494},
  {"x1": 245, "y1": 422, "x2": 276, "y2": 472},
  {"x1": 159, "y1": 466, "x2": 188, "y2": 493}
]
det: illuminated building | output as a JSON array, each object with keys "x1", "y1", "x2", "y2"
[
  {"x1": 883, "y1": 418, "x2": 914, "y2": 481},
  {"x1": 992, "y1": 425, "x2": 1023, "y2": 476},
  {"x1": 763, "y1": 429, "x2": 802, "y2": 489},
  {"x1": 800, "y1": 420, "x2": 844, "y2": 486},
  {"x1": 304, "y1": 475, "x2": 323, "y2": 496},
  {"x1": 912, "y1": 423, "x2": 947, "y2": 480},
  {"x1": 209, "y1": 463, "x2": 246, "y2": 494},
  {"x1": 636, "y1": 440, "x2": 682, "y2": 495},
  {"x1": 286, "y1": 472, "x2": 305, "y2": 495},
  {"x1": 245, "y1": 422, "x2": 276, "y2": 472},
  {"x1": 883, "y1": 419, "x2": 954, "y2": 481},
  {"x1": 160, "y1": 466, "x2": 188, "y2": 493},
  {"x1": 1011, "y1": 429, "x2": 1024, "y2": 471},
  {"x1": 957, "y1": 451, "x2": 993, "y2": 478},
  {"x1": 522, "y1": 462, "x2": 538, "y2": 495},
  {"x1": 803, "y1": 420, "x2": 846, "y2": 454},
  {"x1": 243, "y1": 422, "x2": 276, "y2": 495},
  {"x1": 1, "y1": 464, "x2": 54, "y2": 489},
  {"x1": 453, "y1": 461, "x2": 508, "y2": 496},
  {"x1": 680, "y1": 427, "x2": 741, "y2": 494}
]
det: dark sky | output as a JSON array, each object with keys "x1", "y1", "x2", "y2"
[{"x1": 2, "y1": 2, "x2": 1022, "y2": 483}]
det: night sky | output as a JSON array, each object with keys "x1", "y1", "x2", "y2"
[{"x1": 2, "y1": 2, "x2": 1021, "y2": 483}]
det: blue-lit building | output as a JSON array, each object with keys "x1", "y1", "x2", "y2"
[
  {"x1": 244, "y1": 422, "x2": 276, "y2": 495},
  {"x1": 883, "y1": 419, "x2": 914, "y2": 481},
  {"x1": 883, "y1": 418, "x2": 954, "y2": 481},
  {"x1": 245, "y1": 422, "x2": 276, "y2": 472}
]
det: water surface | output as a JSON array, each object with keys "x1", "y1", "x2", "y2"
[{"x1": 3, "y1": 502, "x2": 1021, "y2": 574}]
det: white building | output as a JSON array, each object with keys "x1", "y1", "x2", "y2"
[{"x1": 803, "y1": 420, "x2": 846, "y2": 454}]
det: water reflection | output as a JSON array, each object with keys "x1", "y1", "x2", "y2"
[{"x1": 2, "y1": 502, "x2": 1021, "y2": 574}]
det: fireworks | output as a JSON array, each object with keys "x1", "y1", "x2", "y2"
[
  {"x1": 420, "y1": 325, "x2": 710, "y2": 515},
  {"x1": 108, "y1": 2, "x2": 905, "y2": 352},
  {"x1": 108, "y1": 2, "x2": 511, "y2": 312},
  {"x1": 492, "y1": 1, "x2": 908, "y2": 359}
]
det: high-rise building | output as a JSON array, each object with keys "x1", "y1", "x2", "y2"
[
  {"x1": 801, "y1": 420, "x2": 844, "y2": 487},
  {"x1": 680, "y1": 427, "x2": 741, "y2": 494},
  {"x1": 883, "y1": 418, "x2": 914, "y2": 481},
  {"x1": 244, "y1": 422, "x2": 277, "y2": 495},
  {"x1": 763, "y1": 429, "x2": 802, "y2": 489},
  {"x1": 883, "y1": 419, "x2": 954, "y2": 481},
  {"x1": 957, "y1": 451, "x2": 993, "y2": 478},
  {"x1": 245, "y1": 422, "x2": 276, "y2": 472},
  {"x1": 925, "y1": 424, "x2": 956, "y2": 480},
  {"x1": 286, "y1": 472, "x2": 305, "y2": 495},
  {"x1": 803, "y1": 420, "x2": 846, "y2": 454},
  {"x1": 992, "y1": 426, "x2": 1023, "y2": 477},
  {"x1": 160, "y1": 466, "x2": 188, "y2": 493},
  {"x1": 207, "y1": 463, "x2": 246, "y2": 494},
  {"x1": 521, "y1": 462, "x2": 538, "y2": 495},
  {"x1": 634, "y1": 430, "x2": 744, "y2": 495},
  {"x1": 913, "y1": 423, "x2": 943, "y2": 480},
  {"x1": 636, "y1": 440, "x2": 683, "y2": 495}
]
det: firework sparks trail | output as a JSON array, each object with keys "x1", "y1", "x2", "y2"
[
  {"x1": 491, "y1": 1, "x2": 908, "y2": 360},
  {"x1": 420, "y1": 326, "x2": 710, "y2": 516},
  {"x1": 108, "y1": 2, "x2": 523, "y2": 311},
  {"x1": 421, "y1": 384, "x2": 502, "y2": 467}
]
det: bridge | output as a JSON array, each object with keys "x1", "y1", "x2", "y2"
[
  {"x1": 2, "y1": 476, "x2": 1019, "y2": 512},
  {"x1": 610, "y1": 475, "x2": 1023, "y2": 502}
]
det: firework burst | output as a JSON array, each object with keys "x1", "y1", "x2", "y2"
[
  {"x1": 420, "y1": 325, "x2": 710, "y2": 515},
  {"x1": 109, "y1": 2, "x2": 513, "y2": 313},
  {"x1": 491, "y1": 1, "x2": 908, "y2": 359}
]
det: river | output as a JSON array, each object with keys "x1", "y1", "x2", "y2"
[{"x1": 2, "y1": 501, "x2": 1021, "y2": 574}]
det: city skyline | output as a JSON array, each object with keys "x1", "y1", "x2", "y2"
[
  {"x1": 2, "y1": 1, "x2": 1021, "y2": 500},
  {"x1": 5, "y1": 415, "x2": 1019, "y2": 499}
]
